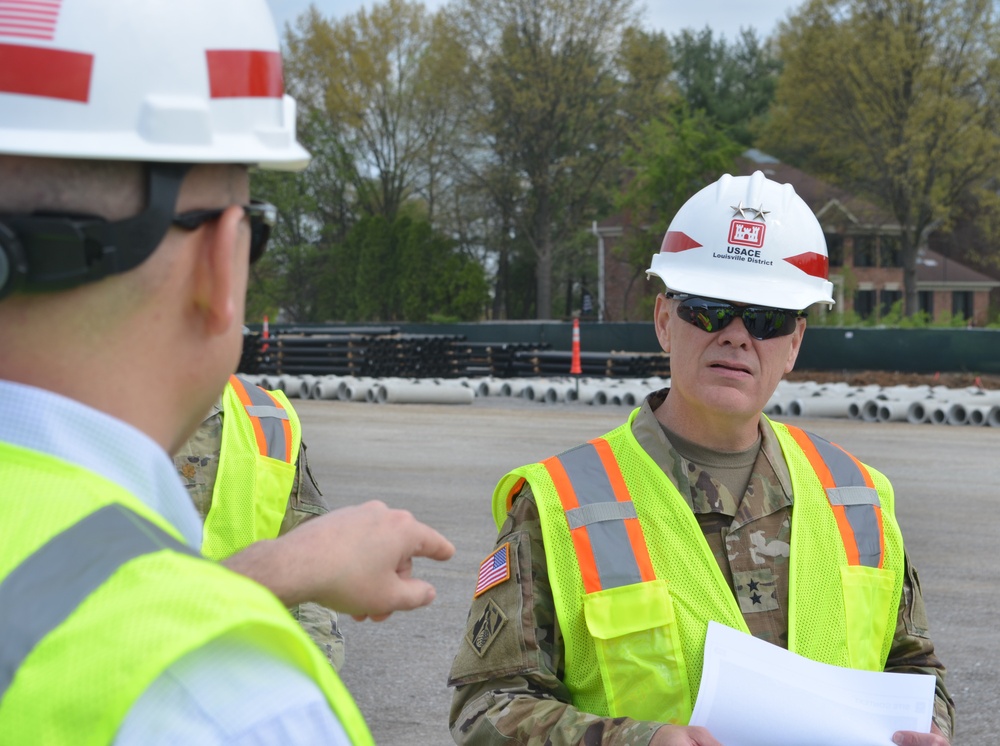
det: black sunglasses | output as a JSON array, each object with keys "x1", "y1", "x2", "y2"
[
  {"x1": 172, "y1": 199, "x2": 276, "y2": 264},
  {"x1": 668, "y1": 293, "x2": 806, "y2": 340}
]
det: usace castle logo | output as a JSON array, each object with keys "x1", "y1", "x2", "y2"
[
  {"x1": 729, "y1": 220, "x2": 765, "y2": 247},
  {"x1": 728, "y1": 201, "x2": 769, "y2": 248}
]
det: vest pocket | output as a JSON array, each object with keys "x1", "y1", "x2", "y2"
[
  {"x1": 840, "y1": 564, "x2": 895, "y2": 671},
  {"x1": 252, "y1": 455, "x2": 295, "y2": 542},
  {"x1": 583, "y1": 578, "x2": 690, "y2": 723}
]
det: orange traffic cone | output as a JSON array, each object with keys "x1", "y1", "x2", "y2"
[{"x1": 570, "y1": 318, "x2": 582, "y2": 375}]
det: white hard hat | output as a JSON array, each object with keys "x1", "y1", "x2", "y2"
[
  {"x1": 0, "y1": 0, "x2": 309, "y2": 170},
  {"x1": 647, "y1": 171, "x2": 835, "y2": 310}
]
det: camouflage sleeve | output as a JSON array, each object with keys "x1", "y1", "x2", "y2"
[
  {"x1": 280, "y1": 438, "x2": 346, "y2": 672},
  {"x1": 884, "y1": 552, "x2": 956, "y2": 740},
  {"x1": 448, "y1": 485, "x2": 664, "y2": 746},
  {"x1": 172, "y1": 409, "x2": 223, "y2": 521}
]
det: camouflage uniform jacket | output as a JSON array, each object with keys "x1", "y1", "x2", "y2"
[
  {"x1": 173, "y1": 401, "x2": 346, "y2": 670},
  {"x1": 448, "y1": 390, "x2": 955, "y2": 744}
]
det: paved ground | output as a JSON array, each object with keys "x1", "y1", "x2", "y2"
[{"x1": 295, "y1": 396, "x2": 999, "y2": 746}]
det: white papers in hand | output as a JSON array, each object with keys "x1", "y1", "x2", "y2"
[{"x1": 688, "y1": 621, "x2": 935, "y2": 745}]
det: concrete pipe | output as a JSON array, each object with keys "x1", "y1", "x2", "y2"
[
  {"x1": 964, "y1": 405, "x2": 993, "y2": 426},
  {"x1": 298, "y1": 375, "x2": 321, "y2": 400},
  {"x1": 946, "y1": 402, "x2": 971, "y2": 426},
  {"x1": 477, "y1": 378, "x2": 506, "y2": 397},
  {"x1": 543, "y1": 385, "x2": 567, "y2": 404},
  {"x1": 928, "y1": 402, "x2": 951, "y2": 425},
  {"x1": 787, "y1": 397, "x2": 855, "y2": 419},
  {"x1": 987, "y1": 406, "x2": 1000, "y2": 428},
  {"x1": 879, "y1": 384, "x2": 931, "y2": 400},
  {"x1": 276, "y1": 374, "x2": 301, "y2": 395},
  {"x1": 338, "y1": 377, "x2": 373, "y2": 402},
  {"x1": 571, "y1": 383, "x2": 606, "y2": 405},
  {"x1": 764, "y1": 400, "x2": 785, "y2": 416},
  {"x1": 375, "y1": 381, "x2": 474, "y2": 405},
  {"x1": 521, "y1": 379, "x2": 556, "y2": 402},
  {"x1": 906, "y1": 400, "x2": 932, "y2": 425},
  {"x1": 366, "y1": 378, "x2": 406, "y2": 403},
  {"x1": 876, "y1": 401, "x2": 912, "y2": 423},
  {"x1": 310, "y1": 377, "x2": 342, "y2": 400},
  {"x1": 860, "y1": 399, "x2": 882, "y2": 423},
  {"x1": 501, "y1": 379, "x2": 531, "y2": 398}
]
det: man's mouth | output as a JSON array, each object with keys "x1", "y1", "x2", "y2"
[{"x1": 710, "y1": 361, "x2": 752, "y2": 374}]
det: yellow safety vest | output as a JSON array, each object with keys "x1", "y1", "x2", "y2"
[
  {"x1": 202, "y1": 374, "x2": 302, "y2": 560},
  {"x1": 492, "y1": 411, "x2": 904, "y2": 724},
  {"x1": 0, "y1": 440, "x2": 373, "y2": 745}
]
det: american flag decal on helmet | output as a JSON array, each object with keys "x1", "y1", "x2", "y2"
[
  {"x1": 0, "y1": 0, "x2": 61, "y2": 40},
  {"x1": 0, "y1": 1, "x2": 94, "y2": 102}
]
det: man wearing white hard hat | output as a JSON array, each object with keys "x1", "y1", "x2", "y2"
[
  {"x1": 448, "y1": 172, "x2": 953, "y2": 745},
  {"x1": 0, "y1": 1, "x2": 453, "y2": 742}
]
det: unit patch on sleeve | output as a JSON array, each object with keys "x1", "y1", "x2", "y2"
[
  {"x1": 473, "y1": 542, "x2": 510, "y2": 597},
  {"x1": 467, "y1": 598, "x2": 508, "y2": 658}
]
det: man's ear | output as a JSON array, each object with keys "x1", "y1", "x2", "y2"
[
  {"x1": 784, "y1": 318, "x2": 806, "y2": 374},
  {"x1": 653, "y1": 293, "x2": 672, "y2": 353},
  {"x1": 192, "y1": 205, "x2": 246, "y2": 337}
]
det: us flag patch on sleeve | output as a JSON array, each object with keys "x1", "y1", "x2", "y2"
[{"x1": 473, "y1": 542, "x2": 510, "y2": 597}]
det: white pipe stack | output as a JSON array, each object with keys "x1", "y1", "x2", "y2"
[
  {"x1": 337, "y1": 377, "x2": 373, "y2": 402},
  {"x1": 987, "y1": 406, "x2": 1000, "y2": 428},
  {"x1": 787, "y1": 396, "x2": 856, "y2": 419},
  {"x1": 875, "y1": 401, "x2": 912, "y2": 423},
  {"x1": 477, "y1": 378, "x2": 506, "y2": 397},
  {"x1": 309, "y1": 376, "x2": 342, "y2": 400},
  {"x1": 375, "y1": 380, "x2": 474, "y2": 405}
]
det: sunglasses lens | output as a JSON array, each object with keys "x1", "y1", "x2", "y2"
[
  {"x1": 676, "y1": 296, "x2": 799, "y2": 340},
  {"x1": 747, "y1": 308, "x2": 798, "y2": 339},
  {"x1": 248, "y1": 220, "x2": 270, "y2": 264},
  {"x1": 246, "y1": 201, "x2": 276, "y2": 264},
  {"x1": 679, "y1": 300, "x2": 735, "y2": 333}
]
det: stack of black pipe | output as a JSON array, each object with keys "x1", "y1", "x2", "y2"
[
  {"x1": 510, "y1": 349, "x2": 670, "y2": 378},
  {"x1": 239, "y1": 327, "x2": 668, "y2": 379}
]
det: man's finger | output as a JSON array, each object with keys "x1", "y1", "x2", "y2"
[{"x1": 413, "y1": 527, "x2": 455, "y2": 561}]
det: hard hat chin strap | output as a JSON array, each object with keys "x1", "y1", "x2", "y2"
[{"x1": 0, "y1": 162, "x2": 192, "y2": 300}]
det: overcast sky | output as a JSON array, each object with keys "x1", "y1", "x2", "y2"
[{"x1": 266, "y1": 0, "x2": 806, "y2": 43}]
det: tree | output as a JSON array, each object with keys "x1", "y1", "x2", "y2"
[
  {"x1": 762, "y1": 0, "x2": 1000, "y2": 315},
  {"x1": 338, "y1": 215, "x2": 488, "y2": 322},
  {"x1": 283, "y1": 0, "x2": 461, "y2": 222},
  {"x1": 246, "y1": 112, "x2": 357, "y2": 323},
  {"x1": 614, "y1": 107, "x2": 743, "y2": 318},
  {"x1": 449, "y1": 0, "x2": 667, "y2": 319},
  {"x1": 669, "y1": 27, "x2": 782, "y2": 146}
]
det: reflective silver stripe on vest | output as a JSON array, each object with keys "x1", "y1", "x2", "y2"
[
  {"x1": 233, "y1": 375, "x2": 289, "y2": 461},
  {"x1": 556, "y1": 443, "x2": 644, "y2": 589},
  {"x1": 802, "y1": 430, "x2": 883, "y2": 568},
  {"x1": 0, "y1": 504, "x2": 198, "y2": 703},
  {"x1": 566, "y1": 501, "x2": 637, "y2": 530}
]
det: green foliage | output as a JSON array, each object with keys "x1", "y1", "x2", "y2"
[
  {"x1": 334, "y1": 215, "x2": 488, "y2": 322},
  {"x1": 668, "y1": 27, "x2": 781, "y2": 145},
  {"x1": 762, "y1": 0, "x2": 1000, "y2": 315},
  {"x1": 615, "y1": 107, "x2": 743, "y2": 271},
  {"x1": 451, "y1": 0, "x2": 652, "y2": 318}
]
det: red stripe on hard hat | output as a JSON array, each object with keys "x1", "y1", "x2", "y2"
[
  {"x1": 660, "y1": 231, "x2": 702, "y2": 253},
  {"x1": 206, "y1": 50, "x2": 284, "y2": 98},
  {"x1": 0, "y1": 42, "x2": 92, "y2": 101},
  {"x1": 783, "y1": 251, "x2": 829, "y2": 279}
]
